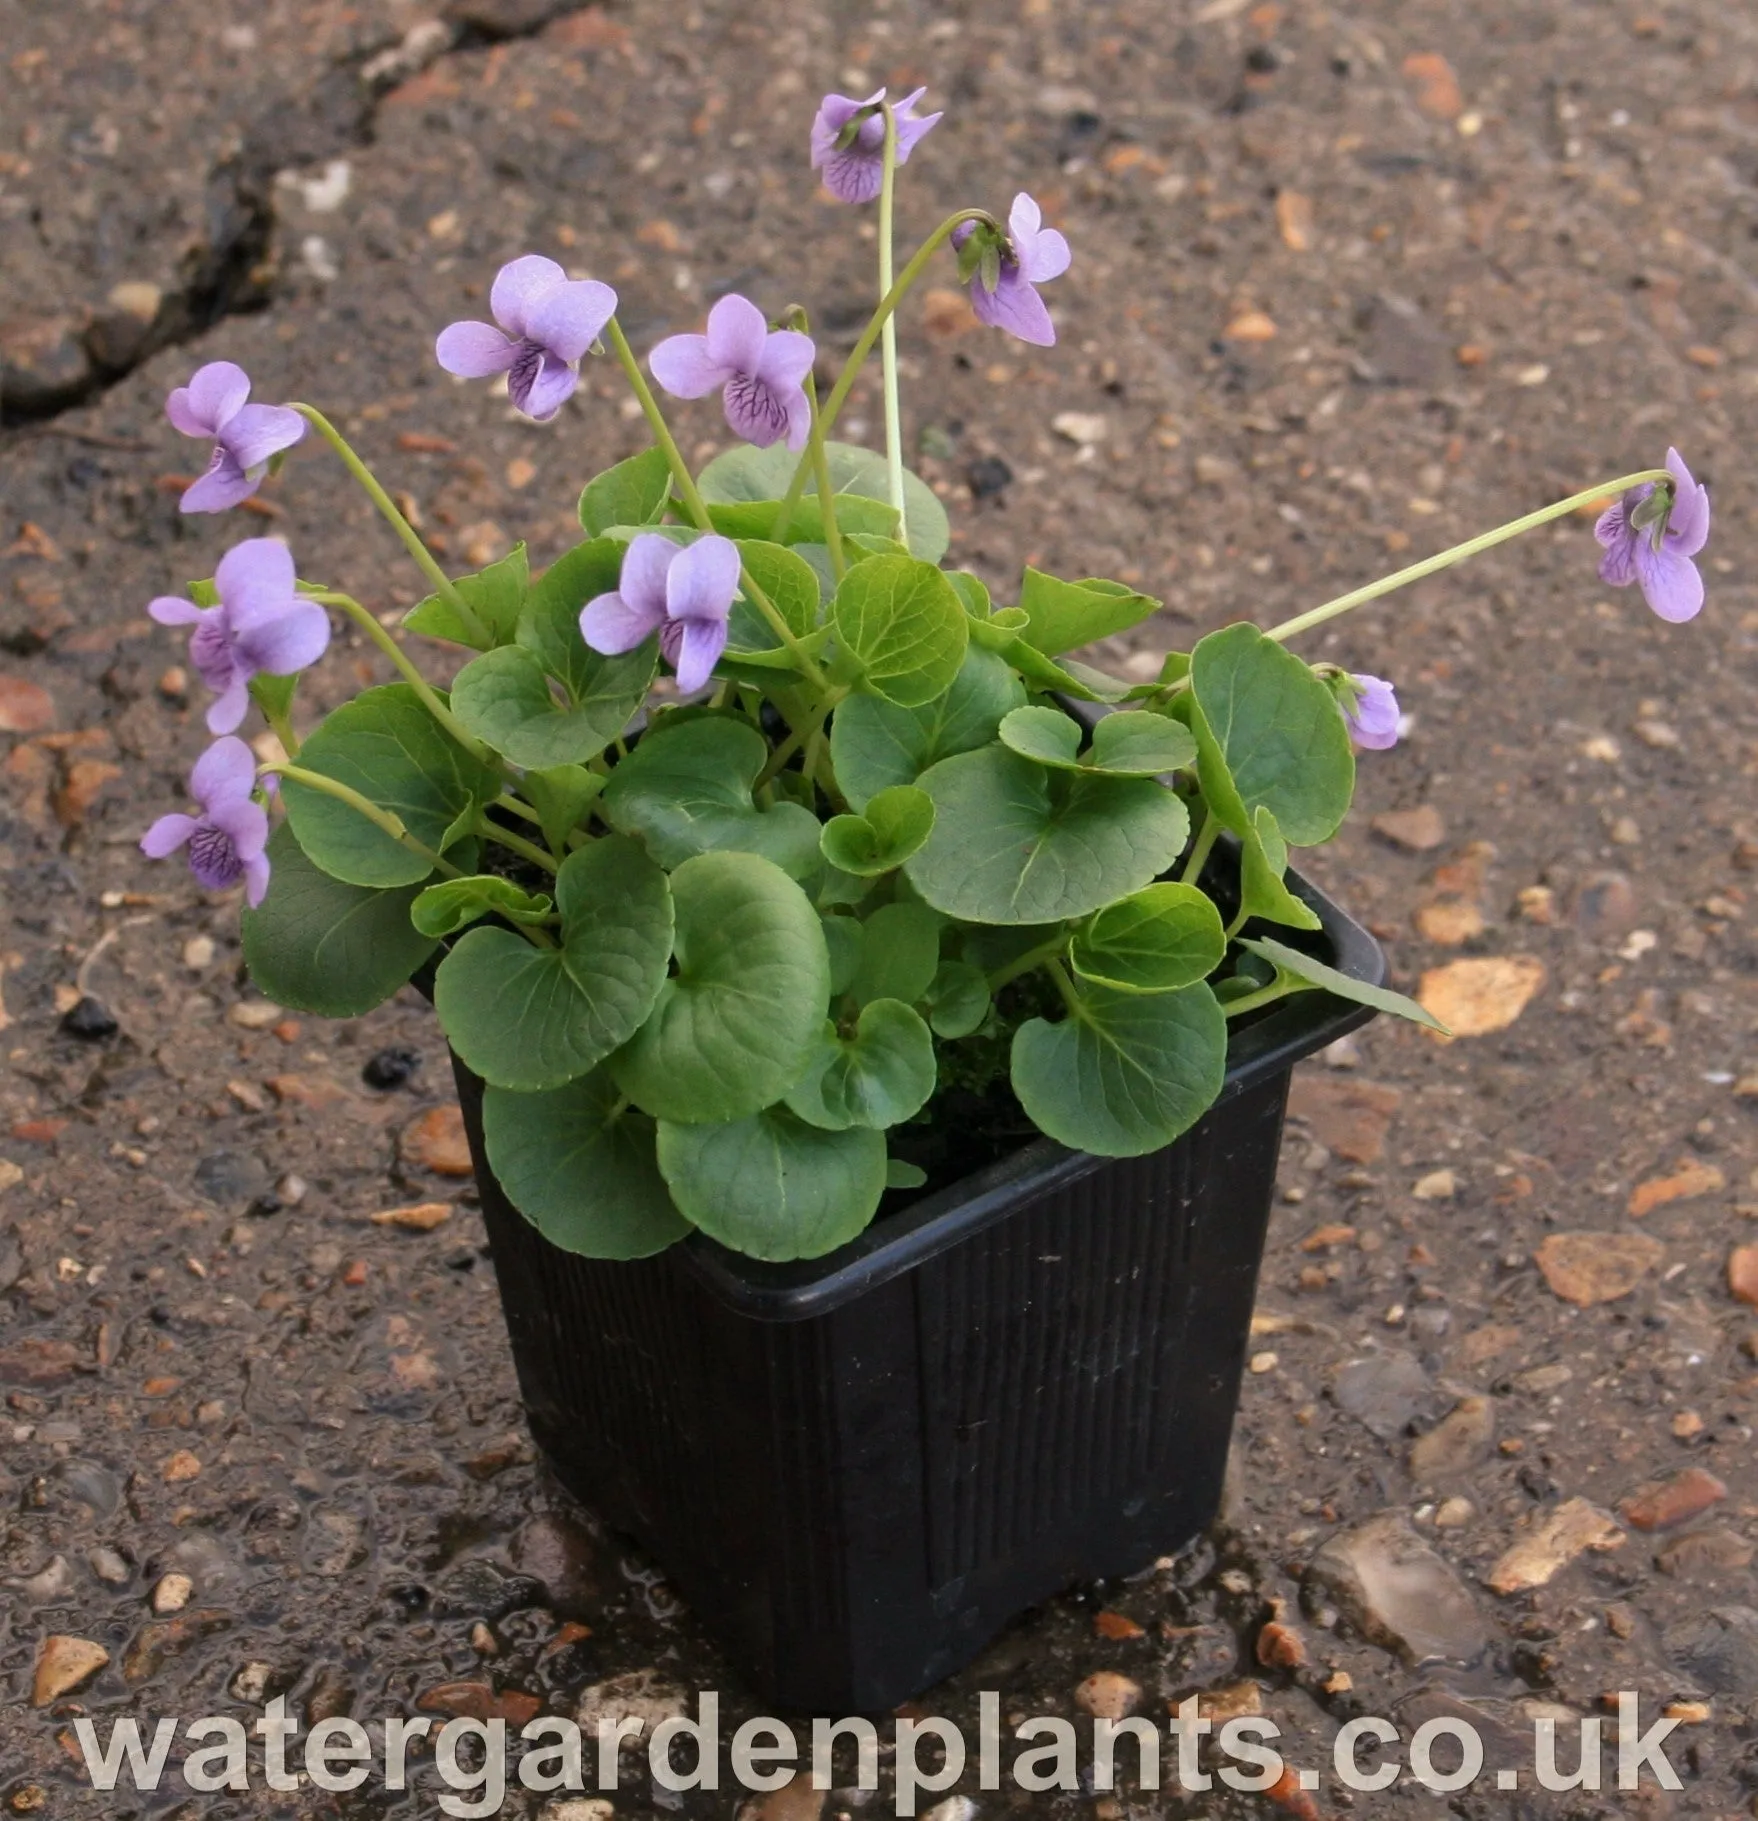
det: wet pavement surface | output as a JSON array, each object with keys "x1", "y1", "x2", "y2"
[{"x1": 3, "y1": 0, "x2": 1757, "y2": 1814}]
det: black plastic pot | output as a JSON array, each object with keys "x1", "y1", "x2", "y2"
[{"x1": 450, "y1": 863, "x2": 1385, "y2": 1713}]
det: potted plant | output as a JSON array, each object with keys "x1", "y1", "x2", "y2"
[{"x1": 137, "y1": 85, "x2": 1711, "y2": 1712}]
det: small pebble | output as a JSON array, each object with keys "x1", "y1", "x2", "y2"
[
  {"x1": 182, "y1": 936, "x2": 215, "y2": 969},
  {"x1": 151, "y1": 1572, "x2": 194, "y2": 1614}
]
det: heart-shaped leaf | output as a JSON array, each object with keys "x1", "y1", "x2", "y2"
[
  {"x1": 1070, "y1": 881, "x2": 1226, "y2": 994},
  {"x1": 412, "y1": 874, "x2": 553, "y2": 937},
  {"x1": 1236, "y1": 805, "x2": 1322, "y2": 931},
  {"x1": 406, "y1": 545, "x2": 528, "y2": 649},
  {"x1": 434, "y1": 836, "x2": 673, "y2": 1091},
  {"x1": 520, "y1": 764, "x2": 604, "y2": 856},
  {"x1": 452, "y1": 642, "x2": 655, "y2": 770},
  {"x1": 699, "y1": 439, "x2": 950, "y2": 563},
  {"x1": 282, "y1": 684, "x2": 500, "y2": 888},
  {"x1": 241, "y1": 823, "x2": 439, "y2": 1016},
  {"x1": 601, "y1": 715, "x2": 822, "y2": 876},
  {"x1": 1016, "y1": 569, "x2": 1161, "y2": 656},
  {"x1": 1240, "y1": 935, "x2": 1448, "y2": 1031},
  {"x1": 656, "y1": 1109, "x2": 886, "y2": 1261},
  {"x1": 830, "y1": 646, "x2": 1025, "y2": 811},
  {"x1": 705, "y1": 495, "x2": 900, "y2": 546},
  {"x1": 886, "y1": 1158, "x2": 928, "y2": 1190},
  {"x1": 1086, "y1": 711, "x2": 1198, "y2": 775},
  {"x1": 846, "y1": 901, "x2": 942, "y2": 1008},
  {"x1": 483, "y1": 1071, "x2": 692, "y2": 1259},
  {"x1": 997, "y1": 704, "x2": 1083, "y2": 768},
  {"x1": 578, "y1": 446, "x2": 673, "y2": 537},
  {"x1": 613, "y1": 850, "x2": 830, "y2": 1123},
  {"x1": 1188, "y1": 621, "x2": 1354, "y2": 845},
  {"x1": 821, "y1": 913, "x2": 864, "y2": 994},
  {"x1": 921, "y1": 959, "x2": 991, "y2": 1038},
  {"x1": 818, "y1": 785, "x2": 935, "y2": 876},
  {"x1": 1010, "y1": 979, "x2": 1227, "y2": 1157},
  {"x1": 907, "y1": 745, "x2": 1189, "y2": 925},
  {"x1": 830, "y1": 556, "x2": 969, "y2": 708},
  {"x1": 517, "y1": 537, "x2": 625, "y2": 697},
  {"x1": 725, "y1": 538, "x2": 822, "y2": 654},
  {"x1": 785, "y1": 998, "x2": 937, "y2": 1131}
]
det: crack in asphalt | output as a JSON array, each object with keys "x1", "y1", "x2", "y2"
[{"x1": 0, "y1": 2, "x2": 609, "y2": 432}]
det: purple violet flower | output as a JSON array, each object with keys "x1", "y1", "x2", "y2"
[
  {"x1": 809, "y1": 86, "x2": 942, "y2": 205},
  {"x1": 435, "y1": 255, "x2": 617, "y2": 422},
  {"x1": 648, "y1": 296, "x2": 815, "y2": 451},
  {"x1": 149, "y1": 538, "x2": 331, "y2": 735},
  {"x1": 1341, "y1": 674, "x2": 1401, "y2": 751},
  {"x1": 1594, "y1": 448, "x2": 1710, "y2": 624},
  {"x1": 580, "y1": 533, "x2": 740, "y2": 696},
  {"x1": 166, "y1": 361, "x2": 306, "y2": 514},
  {"x1": 141, "y1": 736, "x2": 272, "y2": 906},
  {"x1": 953, "y1": 193, "x2": 1071, "y2": 348}
]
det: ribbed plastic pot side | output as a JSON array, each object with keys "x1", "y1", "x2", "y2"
[{"x1": 448, "y1": 861, "x2": 1385, "y2": 1713}]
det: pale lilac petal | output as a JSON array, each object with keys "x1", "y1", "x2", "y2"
[
  {"x1": 648, "y1": 332, "x2": 730, "y2": 399},
  {"x1": 892, "y1": 91, "x2": 943, "y2": 163},
  {"x1": 234, "y1": 598, "x2": 331, "y2": 676},
  {"x1": 191, "y1": 735, "x2": 259, "y2": 807},
  {"x1": 810, "y1": 90, "x2": 883, "y2": 172},
  {"x1": 148, "y1": 595, "x2": 205, "y2": 627},
  {"x1": 185, "y1": 821, "x2": 245, "y2": 892},
  {"x1": 781, "y1": 383, "x2": 812, "y2": 452},
  {"x1": 702, "y1": 294, "x2": 770, "y2": 375},
  {"x1": 1008, "y1": 193, "x2": 1044, "y2": 245},
  {"x1": 816, "y1": 147, "x2": 886, "y2": 205},
  {"x1": 1633, "y1": 540, "x2": 1704, "y2": 624},
  {"x1": 489, "y1": 255, "x2": 567, "y2": 337},
  {"x1": 210, "y1": 794, "x2": 269, "y2": 861},
  {"x1": 753, "y1": 328, "x2": 816, "y2": 392},
  {"x1": 1663, "y1": 448, "x2": 1710, "y2": 557},
  {"x1": 141, "y1": 812, "x2": 199, "y2": 859},
  {"x1": 436, "y1": 319, "x2": 519, "y2": 379},
  {"x1": 721, "y1": 373, "x2": 794, "y2": 447},
  {"x1": 1343, "y1": 674, "x2": 1400, "y2": 751},
  {"x1": 665, "y1": 615, "x2": 728, "y2": 695},
  {"x1": 216, "y1": 538, "x2": 297, "y2": 618},
  {"x1": 508, "y1": 347, "x2": 577, "y2": 422},
  {"x1": 167, "y1": 361, "x2": 250, "y2": 437},
  {"x1": 180, "y1": 449, "x2": 256, "y2": 514},
  {"x1": 1593, "y1": 496, "x2": 1633, "y2": 552},
  {"x1": 969, "y1": 270, "x2": 1057, "y2": 347},
  {"x1": 526, "y1": 279, "x2": 617, "y2": 363},
  {"x1": 1019, "y1": 223, "x2": 1072, "y2": 285},
  {"x1": 217, "y1": 402, "x2": 306, "y2": 472},
  {"x1": 617, "y1": 534, "x2": 678, "y2": 617},
  {"x1": 580, "y1": 591, "x2": 664, "y2": 655},
  {"x1": 241, "y1": 851, "x2": 273, "y2": 908},
  {"x1": 665, "y1": 535, "x2": 740, "y2": 626},
  {"x1": 205, "y1": 675, "x2": 254, "y2": 735}
]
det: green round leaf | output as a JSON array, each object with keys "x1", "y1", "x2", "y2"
[
  {"x1": 921, "y1": 959, "x2": 992, "y2": 1038},
  {"x1": 412, "y1": 874, "x2": 552, "y2": 937},
  {"x1": 405, "y1": 545, "x2": 528, "y2": 649},
  {"x1": 519, "y1": 764, "x2": 605, "y2": 857},
  {"x1": 517, "y1": 537, "x2": 627, "y2": 696},
  {"x1": 785, "y1": 999, "x2": 937, "y2": 1131},
  {"x1": 1010, "y1": 980, "x2": 1227, "y2": 1157},
  {"x1": 997, "y1": 705, "x2": 1083, "y2": 768},
  {"x1": 656, "y1": 1109, "x2": 886, "y2": 1261},
  {"x1": 578, "y1": 447, "x2": 674, "y2": 537},
  {"x1": 483, "y1": 1072, "x2": 691, "y2": 1259},
  {"x1": 830, "y1": 556, "x2": 969, "y2": 708},
  {"x1": 601, "y1": 715, "x2": 822, "y2": 876},
  {"x1": 434, "y1": 836, "x2": 673, "y2": 1091},
  {"x1": 727, "y1": 539, "x2": 822, "y2": 653},
  {"x1": 1087, "y1": 711, "x2": 1198, "y2": 776},
  {"x1": 821, "y1": 913, "x2": 864, "y2": 994},
  {"x1": 829, "y1": 646, "x2": 1026, "y2": 811},
  {"x1": 613, "y1": 851, "x2": 830, "y2": 1123},
  {"x1": 241, "y1": 822, "x2": 438, "y2": 1017},
  {"x1": 452, "y1": 642, "x2": 655, "y2": 770},
  {"x1": 906, "y1": 745, "x2": 1189, "y2": 925},
  {"x1": 886, "y1": 1158, "x2": 928, "y2": 1190},
  {"x1": 847, "y1": 901, "x2": 941, "y2": 1009},
  {"x1": 1016, "y1": 569, "x2": 1160, "y2": 657},
  {"x1": 818, "y1": 785, "x2": 935, "y2": 877},
  {"x1": 1070, "y1": 881, "x2": 1226, "y2": 994},
  {"x1": 1188, "y1": 621, "x2": 1354, "y2": 845},
  {"x1": 282, "y1": 684, "x2": 500, "y2": 887}
]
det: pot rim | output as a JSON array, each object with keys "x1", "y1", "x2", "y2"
[{"x1": 672, "y1": 851, "x2": 1386, "y2": 1321}]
